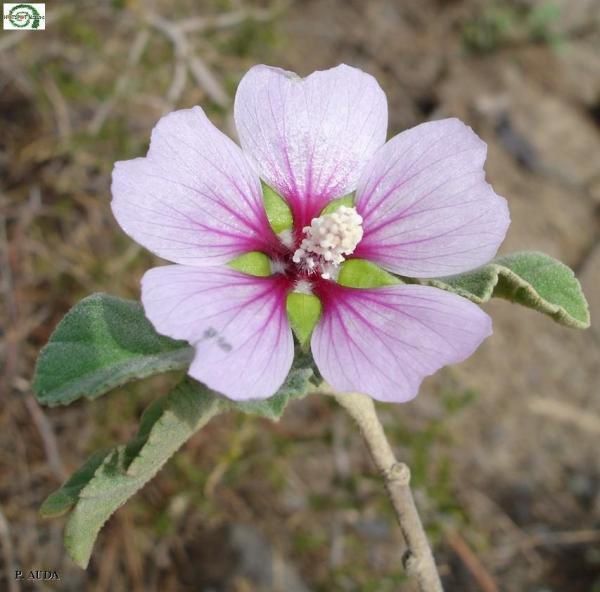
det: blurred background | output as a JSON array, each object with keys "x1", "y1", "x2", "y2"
[{"x1": 1, "y1": 0, "x2": 599, "y2": 590}]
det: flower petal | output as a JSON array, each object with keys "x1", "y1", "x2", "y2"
[
  {"x1": 311, "y1": 283, "x2": 492, "y2": 403},
  {"x1": 112, "y1": 107, "x2": 276, "y2": 266},
  {"x1": 234, "y1": 64, "x2": 388, "y2": 226},
  {"x1": 354, "y1": 118, "x2": 510, "y2": 277},
  {"x1": 141, "y1": 265, "x2": 293, "y2": 400}
]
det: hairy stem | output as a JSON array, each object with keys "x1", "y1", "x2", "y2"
[{"x1": 332, "y1": 391, "x2": 443, "y2": 592}]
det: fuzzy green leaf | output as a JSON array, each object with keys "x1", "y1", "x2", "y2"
[
  {"x1": 338, "y1": 259, "x2": 402, "y2": 289},
  {"x1": 40, "y1": 450, "x2": 112, "y2": 519},
  {"x1": 262, "y1": 182, "x2": 293, "y2": 233},
  {"x1": 286, "y1": 292, "x2": 322, "y2": 346},
  {"x1": 228, "y1": 251, "x2": 272, "y2": 277},
  {"x1": 33, "y1": 294, "x2": 193, "y2": 407},
  {"x1": 424, "y1": 251, "x2": 590, "y2": 329},
  {"x1": 41, "y1": 365, "x2": 314, "y2": 567},
  {"x1": 59, "y1": 379, "x2": 223, "y2": 568}
]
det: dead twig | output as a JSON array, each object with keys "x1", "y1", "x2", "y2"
[
  {"x1": 147, "y1": 14, "x2": 229, "y2": 109},
  {"x1": 462, "y1": 489, "x2": 543, "y2": 568},
  {"x1": 23, "y1": 394, "x2": 67, "y2": 482},
  {"x1": 119, "y1": 511, "x2": 145, "y2": 592},
  {"x1": 42, "y1": 75, "x2": 72, "y2": 140},
  {"x1": 94, "y1": 526, "x2": 120, "y2": 592},
  {"x1": 446, "y1": 531, "x2": 498, "y2": 592},
  {"x1": 88, "y1": 28, "x2": 150, "y2": 135},
  {"x1": 500, "y1": 528, "x2": 600, "y2": 554},
  {"x1": 176, "y1": 7, "x2": 276, "y2": 33},
  {"x1": 187, "y1": 55, "x2": 230, "y2": 108},
  {"x1": 166, "y1": 59, "x2": 188, "y2": 108}
]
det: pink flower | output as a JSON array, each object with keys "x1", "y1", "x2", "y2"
[{"x1": 111, "y1": 65, "x2": 510, "y2": 403}]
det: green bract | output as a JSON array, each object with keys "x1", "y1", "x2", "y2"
[
  {"x1": 338, "y1": 259, "x2": 401, "y2": 289},
  {"x1": 320, "y1": 193, "x2": 355, "y2": 215},
  {"x1": 286, "y1": 292, "x2": 322, "y2": 346},
  {"x1": 228, "y1": 251, "x2": 272, "y2": 276},
  {"x1": 262, "y1": 181, "x2": 293, "y2": 233}
]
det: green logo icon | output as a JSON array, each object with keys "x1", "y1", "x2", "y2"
[{"x1": 8, "y1": 4, "x2": 42, "y2": 29}]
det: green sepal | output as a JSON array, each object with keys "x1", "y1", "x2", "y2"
[
  {"x1": 262, "y1": 182, "x2": 293, "y2": 234},
  {"x1": 286, "y1": 292, "x2": 322, "y2": 347},
  {"x1": 338, "y1": 259, "x2": 402, "y2": 289},
  {"x1": 320, "y1": 193, "x2": 355, "y2": 215},
  {"x1": 228, "y1": 251, "x2": 272, "y2": 277},
  {"x1": 423, "y1": 251, "x2": 590, "y2": 329}
]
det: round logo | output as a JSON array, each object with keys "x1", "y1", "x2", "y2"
[{"x1": 8, "y1": 4, "x2": 42, "y2": 29}]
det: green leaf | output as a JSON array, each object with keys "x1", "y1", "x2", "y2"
[
  {"x1": 42, "y1": 364, "x2": 315, "y2": 567},
  {"x1": 320, "y1": 193, "x2": 355, "y2": 215},
  {"x1": 286, "y1": 292, "x2": 322, "y2": 346},
  {"x1": 33, "y1": 294, "x2": 193, "y2": 407},
  {"x1": 40, "y1": 450, "x2": 112, "y2": 519},
  {"x1": 262, "y1": 182, "x2": 292, "y2": 233},
  {"x1": 338, "y1": 259, "x2": 402, "y2": 289},
  {"x1": 228, "y1": 251, "x2": 272, "y2": 277},
  {"x1": 59, "y1": 379, "x2": 224, "y2": 568},
  {"x1": 424, "y1": 251, "x2": 590, "y2": 329}
]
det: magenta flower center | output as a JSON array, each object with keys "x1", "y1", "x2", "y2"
[{"x1": 269, "y1": 205, "x2": 364, "y2": 292}]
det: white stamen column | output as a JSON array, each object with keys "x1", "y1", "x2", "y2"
[{"x1": 293, "y1": 206, "x2": 363, "y2": 279}]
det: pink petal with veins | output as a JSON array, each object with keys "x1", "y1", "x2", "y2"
[
  {"x1": 234, "y1": 64, "x2": 388, "y2": 226},
  {"x1": 112, "y1": 107, "x2": 277, "y2": 266},
  {"x1": 312, "y1": 282, "x2": 492, "y2": 403},
  {"x1": 142, "y1": 265, "x2": 293, "y2": 400},
  {"x1": 355, "y1": 118, "x2": 510, "y2": 277}
]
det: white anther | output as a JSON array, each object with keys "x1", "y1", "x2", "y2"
[{"x1": 292, "y1": 206, "x2": 363, "y2": 279}]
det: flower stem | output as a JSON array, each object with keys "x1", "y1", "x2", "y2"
[{"x1": 332, "y1": 391, "x2": 443, "y2": 592}]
